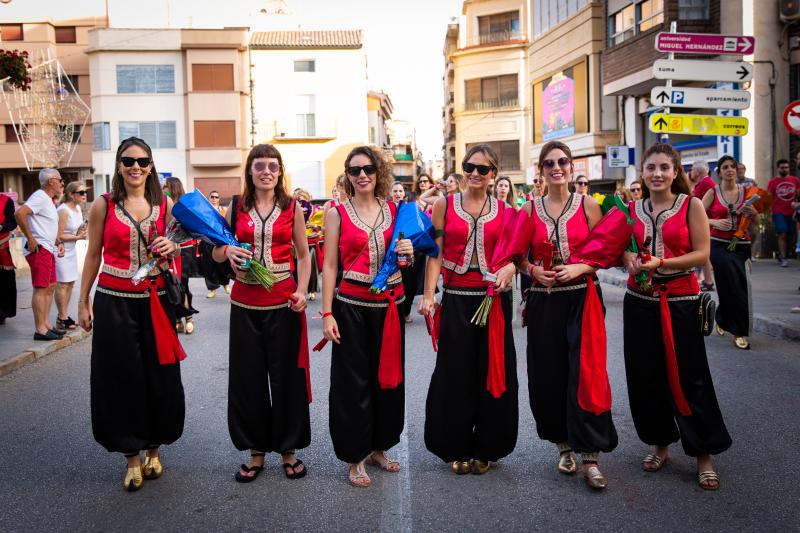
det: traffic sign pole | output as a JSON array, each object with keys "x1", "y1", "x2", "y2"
[{"x1": 661, "y1": 21, "x2": 677, "y2": 144}]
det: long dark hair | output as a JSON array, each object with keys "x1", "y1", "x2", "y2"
[
  {"x1": 110, "y1": 137, "x2": 163, "y2": 205},
  {"x1": 493, "y1": 175, "x2": 514, "y2": 207},
  {"x1": 164, "y1": 177, "x2": 184, "y2": 202},
  {"x1": 639, "y1": 143, "x2": 692, "y2": 198},
  {"x1": 241, "y1": 144, "x2": 291, "y2": 212}
]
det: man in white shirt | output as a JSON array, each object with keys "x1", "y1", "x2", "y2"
[{"x1": 15, "y1": 168, "x2": 65, "y2": 340}]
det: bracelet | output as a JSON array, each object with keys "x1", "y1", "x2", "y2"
[
  {"x1": 78, "y1": 296, "x2": 89, "y2": 304},
  {"x1": 321, "y1": 311, "x2": 333, "y2": 318},
  {"x1": 527, "y1": 264, "x2": 536, "y2": 277},
  {"x1": 223, "y1": 245, "x2": 229, "y2": 256},
  {"x1": 657, "y1": 258, "x2": 664, "y2": 269},
  {"x1": 423, "y1": 289, "x2": 435, "y2": 293}
]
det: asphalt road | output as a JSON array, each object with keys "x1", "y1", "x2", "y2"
[{"x1": 0, "y1": 279, "x2": 798, "y2": 532}]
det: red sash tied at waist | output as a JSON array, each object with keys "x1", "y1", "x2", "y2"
[
  {"x1": 485, "y1": 284, "x2": 506, "y2": 399},
  {"x1": 631, "y1": 275, "x2": 698, "y2": 417},
  {"x1": 147, "y1": 279, "x2": 187, "y2": 366},
  {"x1": 578, "y1": 275, "x2": 612, "y2": 415}
]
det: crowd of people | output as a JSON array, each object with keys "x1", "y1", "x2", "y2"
[{"x1": 1, "y1": 134, "x2": 798, "y2": 497}]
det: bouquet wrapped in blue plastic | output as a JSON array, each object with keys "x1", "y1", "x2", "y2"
[
  {"x1": 369, "y1": 201, "x2": 439, "y2": 294},
  {"x1": 172, "y1": 190, "x2": 276, "y2": 289}
]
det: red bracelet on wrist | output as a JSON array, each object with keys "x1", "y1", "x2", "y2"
[
  {"x1": 657, "y1": 257, "x2": 664, "y2": 269},
  {"x1": 223, "y1": 245, "x2": 229, "y2": 256},
  {"x1": 321, "y1": 311, "x2": 333, "y2": 318}
]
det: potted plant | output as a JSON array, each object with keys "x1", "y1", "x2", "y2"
[{"x1": 0, "y1": 49, "x2": 31, "y2": 91}]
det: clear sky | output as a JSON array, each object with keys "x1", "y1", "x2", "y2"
[{"x1": 1, "y1": 0, "x2": 463, "y2": 160}]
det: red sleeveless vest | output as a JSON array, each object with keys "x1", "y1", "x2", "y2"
[
  {"x1": 98, "y1": 195, "x2": 166, "y2": 292},
  {"x1": 631, "y1": 194, "x2": 694, "y2": 282},
  {"x1": 231, "y1": 198, "x2": 297, "y2": 307},
  {"x1": 336, "y1": 199, "x2": 402, "y2": 296},
  {"x1": 528, "y1": 194, "x2": 588, "y2": 273},
  {"x1": 706, "y1": 184, "x2": 747, "y2": 241},
  {"x1": 442, "y1": 193, "x2": 505, "y2": 288}
]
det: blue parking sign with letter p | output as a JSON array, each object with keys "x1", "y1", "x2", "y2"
[{"x1": 672, "y1": 91, "x2": 685, "y2": 104}]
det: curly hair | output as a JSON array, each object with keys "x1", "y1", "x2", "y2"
[
  {"x1": 343, "y1": 145, "x2": 393, "y2": 199},
  {"x1": 639, "y1": 143, "x2": 692, "y2": 198},
  {"x1": 413, "y1": 173, "x2": 432, "y2": 196}
]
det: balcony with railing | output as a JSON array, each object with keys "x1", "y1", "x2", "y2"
[
  {"x1": 464, "y1": 96, "x2": 518, "y2": 112},
  {"x1": 463, "y1": 29, "x2": 525, "y2": 48}
]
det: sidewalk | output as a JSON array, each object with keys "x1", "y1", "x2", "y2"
[{"x1": 597, "y1": 257, "x2": 800, "y2": 342}]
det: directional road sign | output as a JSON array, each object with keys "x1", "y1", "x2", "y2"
[
  {"x1": 650, "y1": 86, "x2": 751, "y2": 110},
  {"x1": 655, "y1": 32, "x2": 755, "y2": 55},
  {"x1": 607, "y1": 145, "x2": 633, "y2": 168},
  {"x1": 649, "y1": 113, "x2": 748, "y2": 137},
  {"x1": 653, "y1": 59, "x2": 753, "y2": 82}
]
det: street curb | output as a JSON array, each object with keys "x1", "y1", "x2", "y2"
[
  {"x1": 596, "y1": 270, "x2": 800, "y2": 342},
  {"x1": 0, "y1": 329, "x2": 91, "y2": 378}
]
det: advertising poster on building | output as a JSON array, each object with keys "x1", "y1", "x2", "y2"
[{"x1": 542, "y1": 71, "x2": 575, "y2": 141}]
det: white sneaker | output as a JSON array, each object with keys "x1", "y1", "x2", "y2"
[
  {"x1": 223, "y1": 285, "x2": 231, "y2": 295},
  {"x1": 780, "y1": 259, "x2": 789, "y2": 268},
  {"x1": 206, "y1": 290, "x2": 216, "y2": 298}
]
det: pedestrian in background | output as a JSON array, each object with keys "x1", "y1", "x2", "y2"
[
  {"x1": 736, "y1": 163, "x2": 755, "y2": 188},
  {"x1": 54, "y1": 180, "x2": 88, "y2": 330},
  {"x1": 690, "y1": 161, "x2": 716, "y2": 291},
  {"x1": 630, "y1": 179, "x2": 643, "y2": 201},
  {"x1": 164, "y1": 177, "x2": 199, "y2": 334},
  {"x1": 575, "y1": 143, "x2": 730, "y2": 491},
  {"x1": 517, "y1": 141, "x2": 617, "y2": 490},
  {"x1": 573, "y1": 174, "x2": 589, "y2": 196},
  {"x1": 213, "y1": 143, "x2": 312, "y2": 483},
  {"x1": 527, "y1": 174, "x2": 543, "y2": 200},
  {"x1": 420, "y1": 144, "x2": 518, "y2": 476},
  {"x1": 0, "y1": 192, "x2": 17, "y2": 325},
  {"x1": 322, "y1": 145, "x2": 414, "y2": 487},
  {"x1": 494, "y1": 175, "x2": 515, "y2": 208},
  {"x1": 413, "y1": 173, "x2": 436, "y2": 214},
  {"x1": 391, "y1": 181, "x2": 406, "y2": 205},
  {"x1": 203, "y1": 189, "x2": 231, "y2": 298},
  {"x1": 322, "y1": 174, "x2": 347, "y2": 218},
  {"x1": 702, "y1": 155, "x2": 759, "y2": 350},
  {"x1": 768, "y1": 159, "x2": 800, "y2": 266},
  {"x1": 78, "y1": 136, "x2": 185, "y2": 492},
  {"x1": 15, "y1": 168, "x2": 65, "y2": 340}
]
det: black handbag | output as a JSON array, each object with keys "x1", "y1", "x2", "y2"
[
  {"x1": 162, "y1": 264, "x2": 184, "y2": 306},
  {"x1": 699, "y1": 291, "x2": 716, "y2": 336}
]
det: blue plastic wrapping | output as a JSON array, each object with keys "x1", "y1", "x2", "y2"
[
  {"x1": 370, "y1": 201, "x2": 439, "y2": 293},
  {"x1": 172, "y1": 190, "x2": 240, "y2": 247}
]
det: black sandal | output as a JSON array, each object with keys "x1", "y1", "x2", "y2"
[
  {"x1": 235, "y1": 453, "x2": 265, "y2": 483},
  {"x1": 57, "y1": 316, "x2": 77, "y2": 330},
  {"x1": 282, "y1": 459, "x2": 307, "y2": 480}
]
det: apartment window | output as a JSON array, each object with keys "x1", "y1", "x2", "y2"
[
  {"x1": 295, "y1": 95, "x2": 316, "y2": 137},
  {"x1": 679, "y1": 0, "x2": 710, "y2": 20},
  {"x1": 119, "y1": 121, "x2": 177, "y2": 149},
  {"x1": 477, "y1": 11, "x2": 520, "y2": 44},
  {"x1": 608, "y1": 0, "x2": 663, "y2": 47},
  {"x1": 465, "y1": 74, "x2": 518, "y2": 110},
  {"x1": 92, "y1": 122, "x2": 111, "y2": 150},
  {"x1": 466, "y1": 141, "x2": 520, "y2": 171},
  {"x1": 116, "y1": 65, "x2": 175, "y2": 94},
  {"x1": 638, "y1": 0, "x2": 664, "y2": 33},
  {"x1": 55, "y1": 26, "x2": 76, "y2": 44},
  {"x1": 533, "y1": 0, "x2": 589, "y2": 37},
  {"x1": 5, "y1": 125, "x2": 18, "y2": 143},
  {"x1": 0, "y1": 24, "x2": 23, "y2": 41},
  {"x1": 58, "y1": 74, "x2": 79, "y2": 94},
  {"x1": 369, "y1": 126, "x2": 377, "y2": 145},
  {"x1": 294, "y1": 60, "x2": 316, "y2": 72},
  {"x1": 192, "y1": 64, "x2": 234, "y2": 91},
  {"x1": 194, "y1": 121, "x2": 236, "y2": 148}
]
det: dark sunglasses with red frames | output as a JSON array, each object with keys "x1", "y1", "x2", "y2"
[
  {"x1": 346, "y1": 165, "x2": 377, "y2": 177},
  {"x1": 462, "y1": 162, "x2": 495, "y2": 176},
  {"x1": 120, "y1": 156, "x2": 152, "y2": 168},
  {"x1": 542, "y1": 157, "x2": 571, "y2": 170},
  {"x1": 253, "y1": 161, "x2": 280, "y2": 173}
]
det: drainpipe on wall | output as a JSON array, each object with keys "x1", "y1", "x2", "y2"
[{"x1": 248, "y1": 46, "x2": 256, "y2": 147}]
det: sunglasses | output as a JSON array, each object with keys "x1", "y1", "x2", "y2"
[
  {"x1": 463, "y1": 162, "x2": 494, "y2": 176},
  {"x1": 418, "y1": 179, "x2": 431, "y2": 184},
  {"x1": 120, "y1": 157, "x2": 152, "y2": 168},
  {"x1": 630, "y1": 187, "x2": 642, "y2": 192},
  {"x1": 50, "y1": 177, "x2": 64, "y2": 184},
  {"x1": 576, "y1": 181, "x2": 589, "y2": 187},
  {"x1": 532, "y1": 179, "x2": 541, "y2": 184},
  {"x1": 346, "y1": 165, "x2": 377, "y2": 177},
  {"x1": 209, "y1": 195, "x2": 220, "y2": 199},
  {"x1": 253, "y1": 161, "x2": 280, "y2": 173},
  {"x1": 542, "y1": 157, "x2": 571, "y2": 170},
  {"x1": 75, "y1": 190, "x2": 87, "y2": 195}
]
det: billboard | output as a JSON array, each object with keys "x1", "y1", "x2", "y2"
[{"x1": 533, "y1": 58, "x2": 588, "y2": 144}]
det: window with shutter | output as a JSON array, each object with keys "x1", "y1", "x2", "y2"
[
  {"x1": 158, "y1": 122, "x2": 177, "y2": 149},
  {"x1": 194, "y1": 121, "x2": 235, "y2": 147},
  {"x1": 192, "y1": 64, "x2": 233, "y2": 91},
  {"x1": 465, "y1": 79, "x2": 481, "y2": 108},
  {"x1": 55, "y1": 26, "x2": 76, "y2": 43}
]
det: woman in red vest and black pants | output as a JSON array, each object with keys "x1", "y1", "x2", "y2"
[
  {"x1": 78, "y1": 137, "x2": 184, "y2": 492},
  {"x1": 419, "y1": 144, "x2": 518, "y2": 476},
  {"x1": 321, "y1": 145, "x2": 413, "y2": 487},
  {"x1": 213, "y1": 144, "x2": 312, "y2": 483}
]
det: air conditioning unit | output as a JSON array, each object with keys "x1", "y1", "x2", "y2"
[{"x1": 780, "y1": 0, "x2": 800, "y2": 22}]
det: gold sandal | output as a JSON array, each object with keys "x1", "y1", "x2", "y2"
[
  {"x1": 349, "y1": 462, "x2": 371, "y2": 488},
  {"x1": 734, "y1": 336, "x2": 750, "y2": 350},
  {"x1": 698, "y1": 470, "x2": 720, "y2": 491},
  {"x1": 558, "y1": 452, "x2": 577, "y2": 475},
  {"x1": 123, "y1": 464, "x2": 143, "y2": 492},
  {"x1": 365, "y1": 451, "x2": 400, "y2": 473},
  {"x1": 716, "y1": 324, "x2": 724, "y2": 336},
  {"x1": 143, "y1": 454, "x2": 163, "y2": 480},
  {"x1": 583, "y1": 464, "x2": 608, "y2": 490},
  {"x1": 471, "y1": 459, "x2": 491, "y2": 475},
  {"x1": 451, "y1": 460, "x2": 472, "y2": 475},
  {"x1": 642, "y1": 453, "x2": 669, "y2": 472}
]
